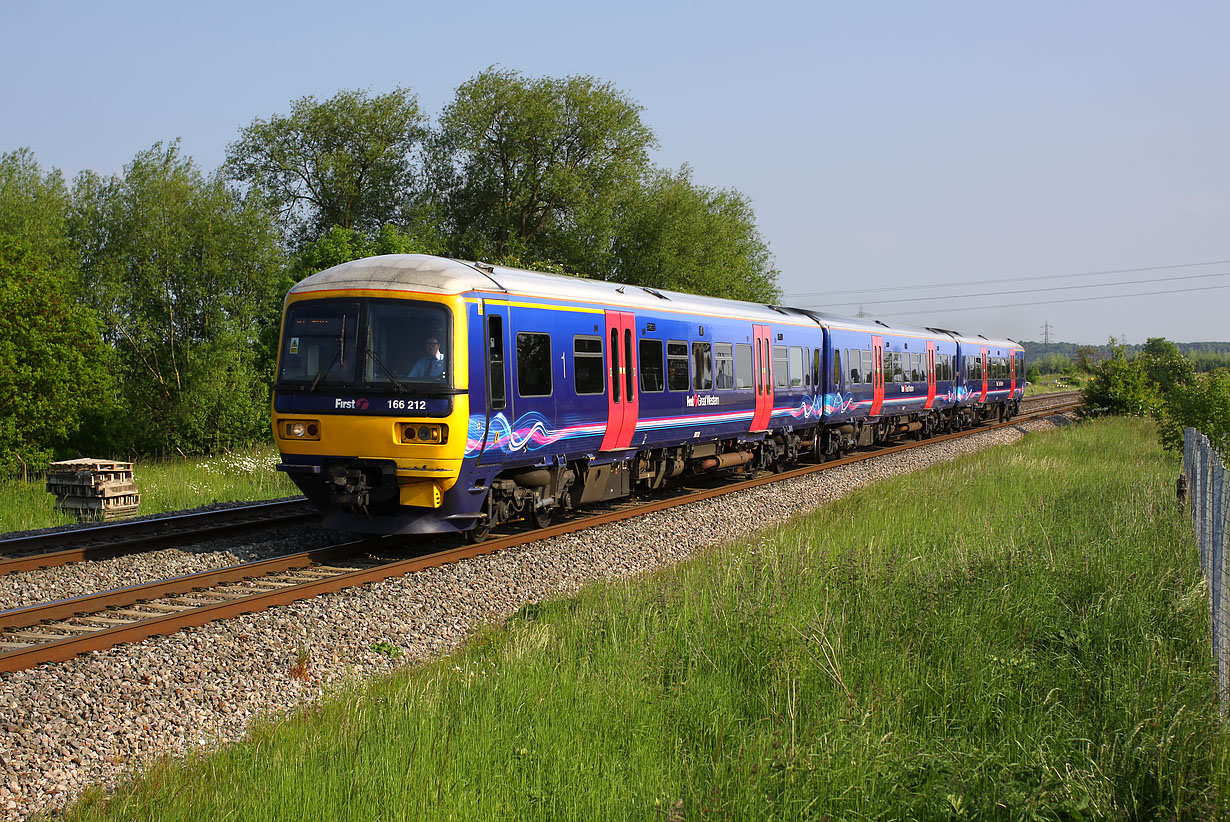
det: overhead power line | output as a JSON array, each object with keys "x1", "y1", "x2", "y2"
[
  {"x1": 782, "y1": 258, "x2": 1230, "y2": 300},
  {"x1": 872, "y1": 283, "x2": 1230, "y2": 317},
  {"x1": 802, "y1": 270, "x2": 1230, "y2": 310}
]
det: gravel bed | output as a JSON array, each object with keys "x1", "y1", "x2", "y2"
[{"x1": 0, "y1": 416, "x2": 1068, "y2": 820}]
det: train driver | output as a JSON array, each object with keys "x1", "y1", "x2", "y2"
[{"x1": 407, "y1": 337, "x2": 447, "y2": 380}]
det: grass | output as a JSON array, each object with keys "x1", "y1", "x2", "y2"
[
  {"x1": 0, "y1": 445, "x2": 298, "y2": 535},
  {"x1": 1025, "y1": 373, "x2": 1083, "y2": 396},
  {"x1": 59, "y1": 417, "x2": 1230, "y2": 820}
]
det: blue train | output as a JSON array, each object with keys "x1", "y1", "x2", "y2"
[{"x1": 272, "y1": 255, "x2": 1024, "y2": 538}]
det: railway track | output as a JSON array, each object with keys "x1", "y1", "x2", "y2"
[
  {"x1": 0, "y1": 396, "x2": 1080, "y2": 673},
  {"x1": 0, "y1": 498, "x2": 316, "y2": 575}
]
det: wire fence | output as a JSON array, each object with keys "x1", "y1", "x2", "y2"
[{"x1": 1184, "y1": 427, "x2": 1229, "y2": 716}]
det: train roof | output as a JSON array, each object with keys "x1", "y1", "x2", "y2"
[
  {"x1": 289, "y1": 254, "x2": 1020, "y2": 347},
  {"x1": 289, "y1": 254, "x2": 820, "y2": 325}
]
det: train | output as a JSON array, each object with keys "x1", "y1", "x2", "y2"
[{"x1": 272, "y1": 254, "x2": 1025, "y2": 539}]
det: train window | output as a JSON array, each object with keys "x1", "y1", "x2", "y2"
[
  {"x1": 624, "y1": 329, "x2": 635, "y2": 401},
  {"x1": 911, "y1": 353, "x2": 921, "y2": 382},
  {"x1": 773, "y1": 345, "x2": 788, "y2": 388},
  {"x1": 640, "y1": 339, "x2": 664, "y2": 392},
  {"x1": 667, "y1": 341, "x2": 690, "y2": 391},
  {"x1": 487, "y1": 316, "x2": 506, "y2": 411},
  {"x1": 803, "y1": 347, "x2": 811, "y2": 386},
  {"x1": 849, "y1": 349, "x2": 862, "y2": 384},
  {"x1": 814, "y1": 348, "x2": 822, "y2": 388},
  {"x1": 692, "y1": 342, "x2": 713, "y2": 390},
  {"x1": 789, "y1": 347, "x2": 804, "y2": 387},
  {"x1": 714, "y1": 343, "x2": 734, "y2": 389},
  {"x1": 573, "y1": 336, "x2": 604, "y2": 395},
  {"x1": 735, "y1": 344, "x2": 753, "y2": 389},
  {"x1": 832, "y1": 348, "x2": 842, "y2": 388},
  {"x1": 892, "y1": 352, "x2": 904, "y2": 384},
  {"x1": 862, "y1": 350, "x2": 873, "y2": 386},
  {"x1": 516, "y1": 332, "x2": 552, "y2": 397}
]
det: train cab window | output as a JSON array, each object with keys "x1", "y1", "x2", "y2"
[
  {"x1": 639, "y1": 339, "x2": 664, "y2": 392},
  {"x1": 789, "y1": 347, "x2": 804, "y2": 387},
  {"x1": 692, "y1": 342, "x2": 713, "y2": 390},
  {"x1": 773, "y1": 345, "x2": 788, "y2": 388},
  {"x1": 573, "y1": 336, "x2": 604, "y2": 395},
  {"x1": 667, "y1": 341, "x2": 690, "y2": 391},
  {"x1": 714, "y1": 343, "x2": 734, "y2": 389},
  {"x1": 516, "y1": 332, "x2": 552, "y2": 397},
  {"x1": 735, "y1": 344, "x2": 753, "y2": 389}
]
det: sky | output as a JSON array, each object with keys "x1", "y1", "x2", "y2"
[{"x1": 3, "y1": 0, "x2": 1228, "y2": 345}]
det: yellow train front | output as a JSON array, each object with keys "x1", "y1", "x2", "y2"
[{"x1": 272, "y1": 255, "x2": 479, "y2": 534}]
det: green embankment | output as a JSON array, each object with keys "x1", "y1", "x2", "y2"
[
  {"x1": 64, "y1": 418, "x2": 1229, "y2": 820},
  {"x1": 0, "y1": 446, "x2": 297, "y2": 534}
]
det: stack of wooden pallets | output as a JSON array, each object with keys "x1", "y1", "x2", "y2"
[{"x1": 46, "y1": 459, "x2": 141, "y2": 521}]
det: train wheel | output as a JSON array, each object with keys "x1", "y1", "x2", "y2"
[{"x1": 530, "y1": 506, "x2": 553, "y2": 529}]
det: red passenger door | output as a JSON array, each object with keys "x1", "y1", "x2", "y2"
[
  {"x1": 599, "y1": 311, "x2": 639, "y2": 451},
  {"x1": 750, "y1": 324, "x2": 774, "y2": 431},
  {"x1": 925, "y1": 341, "x2": 936, "y2": 409},
  {"x1": 1009, "y1": 350, "x2": 1017, "y2": 395},
  {"x1": 870, "y1": 335, "x2": 885, "y2": 416},
  {"x1": 979, "y1": 346, "x2": 989, "y2": 402}
]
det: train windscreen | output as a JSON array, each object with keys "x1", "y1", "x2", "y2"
[{"x1": 277, "y1": 299, "x2": 452, "y2": 390}]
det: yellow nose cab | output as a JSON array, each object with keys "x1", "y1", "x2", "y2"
[{"x1": 271, "y1": 256, "x2": 472, "y2": 533}]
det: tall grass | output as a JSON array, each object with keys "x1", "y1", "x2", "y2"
[
  {"x1": 62, "y1": 418, "x2": 1230, "y2": 820},
  {"x1": 0, "y1": 445, "x2": 297, "y2": 535}
]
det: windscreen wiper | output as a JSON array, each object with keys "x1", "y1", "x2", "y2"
[{"x1": 365, "y1": 347, "x2": 409, "y2": 392}]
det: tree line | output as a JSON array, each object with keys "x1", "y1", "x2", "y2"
[{"x1": 0, "y1": 69, "x2": 780, "y2": 472}]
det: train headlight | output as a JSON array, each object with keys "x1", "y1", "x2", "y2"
[
  {"x1": 281, "y1": 420, "x2": 321, "y2": 440},
  {"x1": 399, "y1": 423, "x2": 447, "y2": 444}
]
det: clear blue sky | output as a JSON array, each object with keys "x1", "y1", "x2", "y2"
[{"x1": 4, "y1": 0, "x2": 1227, "y2": 344}]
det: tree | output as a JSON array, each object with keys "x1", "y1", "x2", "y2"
[
  {"x1": 0, "y1": 148, "x2": 73, "y2": 267},
  {"x1": 1156, "y1": 369, "x2": 1230, "y2": 454},
  {"x1": 226, "y1": 88, "x2": 427, "y2": 246},
  {"x1": 69, "y1": 142, "x2": 286, "y2": 455},
  {"x1": 1136, "y1": 337, "x2": 1194, "y2": 395},
  {"x1": 430, "y1": 68, "x2": 656, "y2": 263},
  {"x1": 607, "y1": 165, "x2": 779, "y2": 302},
  {"x1": 1079, "y1": 340, "x2": 1157, "y2": 418},
  {"x1": 0, "y1": 237, "x2": 109, "y2": 472}
]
